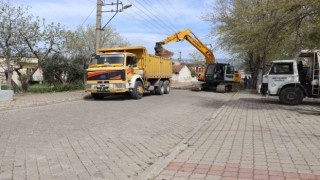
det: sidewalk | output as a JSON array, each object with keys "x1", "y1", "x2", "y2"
[
  {"x1": 0, "y1": 83, "x2": 194, "y2": 111},
  {"x1": 149, "y1": 91, "x2": 320, "y2": 180},
  {"x1": 0, "y1": 90, "x2": 87, "y2": 111}
]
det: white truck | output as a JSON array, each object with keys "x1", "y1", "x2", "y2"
[{"x1": 261, "y1": 50, "x2": 320, "y2": 105}]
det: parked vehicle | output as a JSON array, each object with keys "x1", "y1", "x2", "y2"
[
  {"x1": 155, "y1": 29, "x2": 241, "y2": 92},
  {"x1": 85, "y1": 46, "x2": 172, "y2": 100},
  {"x1": 261, "y1": 50, "x2": 320, "y2": 105}
]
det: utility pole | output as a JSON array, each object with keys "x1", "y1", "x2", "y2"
[
  {"x1": 178, "y1": 51, "x2": 182, "y2": 63},
  {"x1": 95, "y1": 0, "x2": 102, "y2": 52},
  {"x1": 95, "y1": 0, "x2": 131, "y2": 52}
]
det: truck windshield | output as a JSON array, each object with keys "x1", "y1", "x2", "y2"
[{"x1": 91, "y1": 54, "x2": 124, "y2": 65}]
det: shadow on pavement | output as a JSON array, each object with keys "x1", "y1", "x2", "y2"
[{"x1": 83, "y1": 92, "x2": 155, "y2": 101}]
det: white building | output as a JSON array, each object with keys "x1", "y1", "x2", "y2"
[
  {"x1": 172, "y1": 64, "x2": 193, "y2": 83},
  {"x1": 0, "y1": 58, "x2": 43, "y2": 86}
]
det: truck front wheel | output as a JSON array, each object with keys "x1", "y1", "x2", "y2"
[
  {"x1": 279, "y1": 87, "x2": 303, "y2": 105},
  {"x1": 131, "y1": 81, "x2": 143, "y2": 99}
]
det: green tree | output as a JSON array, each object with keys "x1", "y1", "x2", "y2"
[
  {"x1": 0, "y1": 0, "x2": 28, "y2": 88},
  {"x1": 204, "y1": 0, "x2": 320, "y2": 88},
  {"x1": 189, "y1": 50, "x2": 205, "y2": 66},
  {"x1": 0, "y1": 0, "x2": 66, "y2": 90},
  {"x1": 63, "y1": 24, "x2": 130, "y2": 58}
]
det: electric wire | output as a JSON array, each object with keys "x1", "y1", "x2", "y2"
[
  {"x1": 126, "y1": 0, "x2": 172, "y2": 35},
  {"x1": 80, "y1": 6, "x2": 96, "y2": 27},
  {"x1": 120, "y1": 11, "x2": 168, "y2": 37},
  {"x1": 163, "y1": 0, "x2": 191, "y2": 30},
  {"x1": 143, "y1": 0, "x2": 179, "y2": 32},
  {"x1": 141, "y1": 0, "x2": 179, "y2": 32},
  {"x1": 132, "y1": 0, "x2": 177, "y2": 33},
  {"x1": 112, "y1": 0, "x2": 169, "y2": 36}
]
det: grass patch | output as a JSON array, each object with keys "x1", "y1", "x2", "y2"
[
  {"x1": 27, "y1": 82, "x2": 84, "y2": 93},
  {"x1": 0, "y1": 84, "x2": 9, "y2": 90},
  {"x1": 28, "y1": 84, "x2": 53, "y2": 93}
]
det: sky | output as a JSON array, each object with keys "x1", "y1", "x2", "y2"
[{"x1": 11, "y1": 0, "x2": 230, "y2": 61}]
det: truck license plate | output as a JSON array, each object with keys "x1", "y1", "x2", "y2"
[{"x1": 97, "y1": 84, "x2": 109, "y2": 92}]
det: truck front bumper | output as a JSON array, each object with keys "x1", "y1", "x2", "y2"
[{"x1": 85, "y1": 83, "x2": 129, "y2": 93}]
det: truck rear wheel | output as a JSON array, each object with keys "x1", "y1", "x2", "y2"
[
  {"x1": 163, "y1": 80, "x2": 170, "y2": 94},
  {"x1": 279, "y1": 87, "x2": 303, "y2": 105},
  {"x1": 155, "y1": 81, "x2": 164, "y2": 95},
  {"x1": 131, "y1": 81, "x2": 143, "y2": 99},
  {"x1": 91, "y1": 93, "x2": 104, "y2": 100}
]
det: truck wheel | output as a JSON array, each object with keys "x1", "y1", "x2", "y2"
[
  {"x1": 131, "y1": 81, "x2": 143, "y2": 99},
  {"x1": 91, "y1": 93, "x2": 104, "y2": 100},
  {"x1": 279, "y1": 87, "x2": 303, "y2": 105},
  {"x1": 163, "y1": 80, "x2": 170, "y2": 94},
  {"x1": 155, "y1": 81, "x2": 164, "y2": 95}
]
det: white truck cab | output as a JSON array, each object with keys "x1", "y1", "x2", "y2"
[{"x1": 261, "y1": 50, "x2": 320, "y2": 105}]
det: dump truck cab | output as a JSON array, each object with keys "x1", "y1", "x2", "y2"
[{"x1": 86, "y1": 52, "x2": 139, "y2": 94}]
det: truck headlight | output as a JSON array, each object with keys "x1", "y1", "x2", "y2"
[
  {"x1": 110, "y1": 84, "x2": 126, "y2": 89},
  {"x1": 86, "y1": 84, "x2": 97, "y2": 90}
]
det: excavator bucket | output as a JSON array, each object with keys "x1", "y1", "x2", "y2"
[{"x1": 155, "y1": 42, "x2": 174, "y2": 58}]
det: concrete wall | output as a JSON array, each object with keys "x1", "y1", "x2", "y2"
[{"x1": 0, "y1": 90, "x2": 13, "y2": 101}]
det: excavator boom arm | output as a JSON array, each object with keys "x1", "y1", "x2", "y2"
[
  {"x1": 156, "y1": 29, "x2": 215, "y2": 64},
  {"x1": 184, "y1": 35, "x2": 215, "y2": 64}
]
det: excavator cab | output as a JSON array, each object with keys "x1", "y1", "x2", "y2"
[{"x1": 205, "y1": 63, "x2": 235, "y2": 83}]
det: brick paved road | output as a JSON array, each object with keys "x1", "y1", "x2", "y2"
[
  {"x1": 0, "y1": 90, "x2": 231, "y2": 180},
  {"x1": 154, "y1": 91, "x2": 320, "y2": 180}
]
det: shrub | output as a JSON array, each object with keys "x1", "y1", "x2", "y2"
[
  {"x1": 53, "y1": 82, "x2": 84, "y2": 92},
  {"x1": 27, "y1": 82, "x2": 83, "y2": 93},
  {"x1": 28, "y1": 84, "x2": 53, "y2": 93},
  {"x1": 0, "y1": 84, "x2": 9, "y2": 90}
]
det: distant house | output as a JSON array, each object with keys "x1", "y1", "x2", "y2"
[
  {"x1": 172, "y1": 64, "x2": 193, "y2": 83},
  {"x1": 0, "y1": 58, "x2": 43, "y2": 86}
]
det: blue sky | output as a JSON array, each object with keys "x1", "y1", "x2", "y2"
[{"x1": 11, "y1": 0, "x2": 230, "y2": 61}]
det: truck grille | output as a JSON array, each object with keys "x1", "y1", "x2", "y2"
[{"x1": 87, "y1": 70, "x2": 125, "y2": 81}]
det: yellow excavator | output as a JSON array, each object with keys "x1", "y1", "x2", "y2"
[{"x1": 155, "y1": 29, "x2": 241, "y2": 92}]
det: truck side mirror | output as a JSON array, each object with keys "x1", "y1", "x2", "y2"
[
  {"x1": 84, "y1": 62, "x2": 89, "y2": 69},
  {"x1": 84, "y1": 58, "x2": 89, "y2": 69}
]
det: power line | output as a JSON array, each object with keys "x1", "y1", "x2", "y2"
[
  {"x1": 81, "y1": 6, "x2": 96, "y2": 27},
  {"x1": 119, "y1": 10, "x2": 168, "y2": 36},
  {"x1": 132, "y1": 0, "x2": 177, "y2": 33},
  {"x1": 141, "y1": 0, "x2": 179, "y2": 32},
  {"x1": 126, "y1": 0, "x2": 172, "y2": 35},
  {"x1": 163, "y1": 0, "x2": 190, "y2": 29},
  {"x1": 109, "y1": 0, "x2": 169, "y2": 36}
]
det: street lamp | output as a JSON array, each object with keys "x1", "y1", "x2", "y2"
[{"x1": 123, "y1": 4, "x2": 132, "y2": 9}]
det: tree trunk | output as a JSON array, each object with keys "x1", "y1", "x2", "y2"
[{"x1": 5, "y1": 60, "x2": 12, "y2": 88}]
